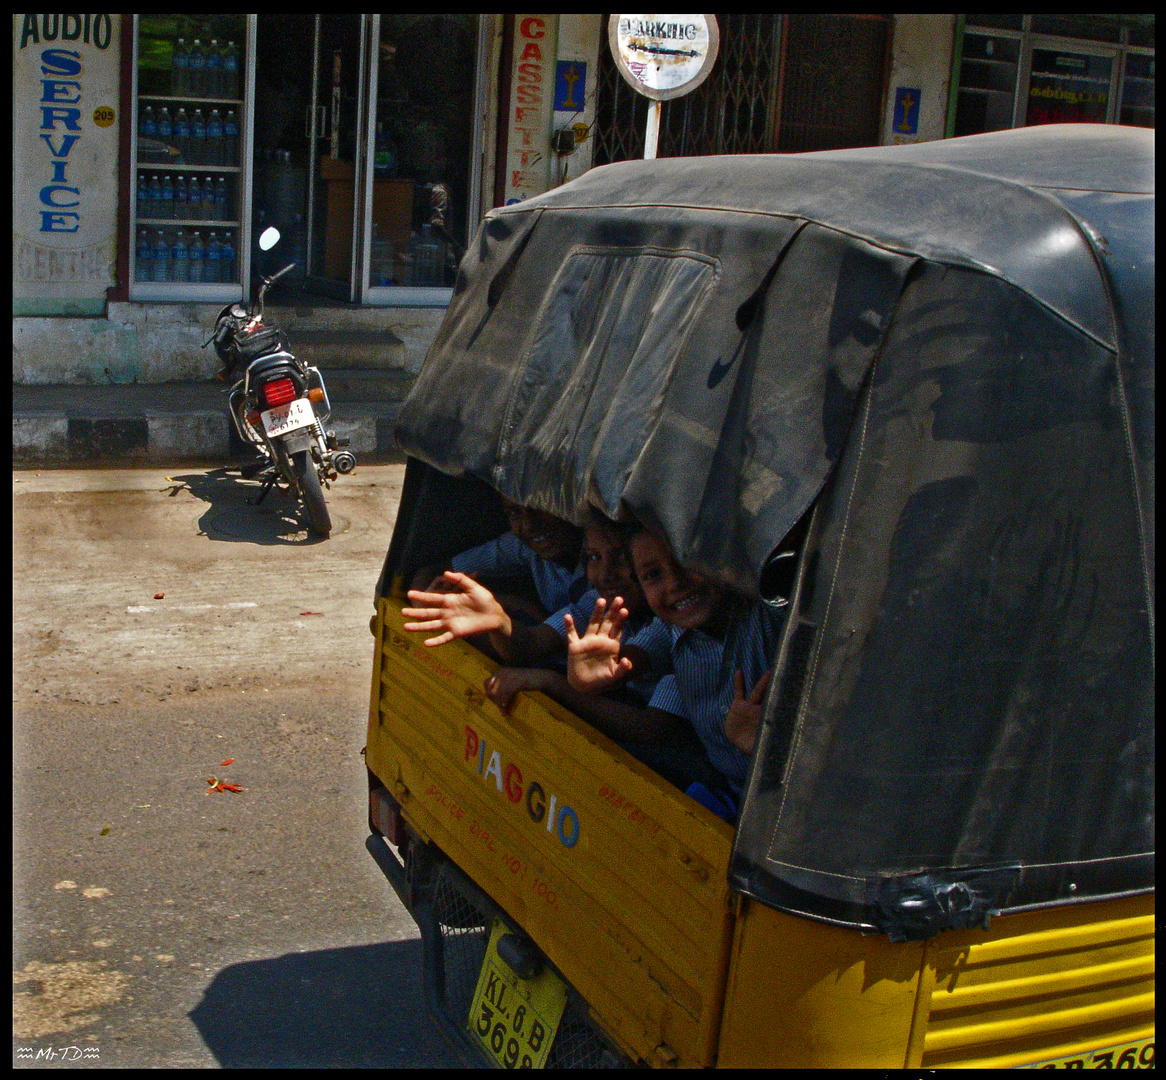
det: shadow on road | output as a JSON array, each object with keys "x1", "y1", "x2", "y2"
[
  {"x1": 188, "y1": 939, "x2": 468, "y2": 1067},
  {"x1": 166, "y1": 468, "x2": 327, "y2": 546}
]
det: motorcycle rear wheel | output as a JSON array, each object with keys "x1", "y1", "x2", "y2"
[{"x1": 292, "y1": 449, "x2": 331, "y2": 538}]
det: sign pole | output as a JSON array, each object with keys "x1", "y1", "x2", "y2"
[{"x1": 644, "y1": 100, "x2": 662, "y2": 160}]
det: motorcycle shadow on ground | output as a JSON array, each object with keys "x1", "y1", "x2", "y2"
[{"x1": 166, "y1": 467, "x2": 330, "y2": 546}]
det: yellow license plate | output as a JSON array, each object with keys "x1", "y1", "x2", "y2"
[
  {"x1": 1020, "y1": 1036, "x2": 1155, "y2": 1069},
  {"x1": 468, "y1": 918, "x2": 568, "y2": 1068}
]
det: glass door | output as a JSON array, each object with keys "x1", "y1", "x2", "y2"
[
  {"x1": 358, "y1": 14, "x2": 485, "y2": 305},
  {"x1": 304, "y1": 14, "x2": 367, "y2": 300}
]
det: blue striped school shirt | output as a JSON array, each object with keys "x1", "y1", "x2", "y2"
[
  {"x1": 451, "y1": 532, "x2": 585, "y2": 614},
  {"x1": 648, "y1": 600, "x2": 786, "y2": 792}
]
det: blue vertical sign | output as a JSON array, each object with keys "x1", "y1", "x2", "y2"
[
  {"x1": 893, "y1": 86, "x2": 921, "y2": 136},
  {"x1": 555, "y1": 61, "x2": 586, "y2": 113}
]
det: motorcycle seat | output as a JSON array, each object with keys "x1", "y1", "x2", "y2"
[{"x1": 245, "y1": 351, "x2": 301, "y2": 380}]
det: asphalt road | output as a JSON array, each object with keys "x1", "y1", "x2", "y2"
[{"x1": 12, "y1": 464, "x2": 467, "y2": 1068}]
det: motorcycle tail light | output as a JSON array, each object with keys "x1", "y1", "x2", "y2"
[{"x1": 262, "y1": 377, "x2": 297, "y2": 408}]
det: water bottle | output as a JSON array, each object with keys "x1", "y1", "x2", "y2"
[
  {"x1": 206, "y1": 40, "x2": 223, "y2": 98},
  {"x1": 205, "y1": 233, "x2": 221, "y2": 283},
  {"x1": 157, "y1": 106, "x2": 172, "y2": 150},
  {"x1": 172, "y1": 37, "x2": 189, "y2": 95},
  {"x1": 200, "y1": 175, "x2": 216, "y2": 220},
  {"x1": 220, "y1": 232, "x2": 236, "y2": 283},
  {"x1": 214, "y1": 176, "x2": 229, "y2": 221},
  {"x1": 173, "y1": 175, "x2": 188, "y2": 220},
  {"x1": 189, "y1": 40, "x2": 206, "y2": 97},
  {"x1": 135, "y1": 228, "x2": 152, "y2": 281},
  {"x1": 152, "y1": 229, "x2": 171, "y2": 282},
  {"x1": 189, "y1": 231, "x2": 205, "y2": 283},
  {"x1": 174, "y1": 107, "x2": 189, "y2": 163},
  {"x1": 148, "y1": 174, "x2": 163, "y2": 219},
  {"x1": 223, "y1": 41, "x2": 239, "y2": 99},
  {"x1": 139, "y1": 104, "x2": 156, "y2": 142},
  {"x1": 160, "y1": 174, "x2": 174, "y2": 219},
  {"x1": 207, "y1": 109, "x2": 223, "y2": 166},
  {"x1": 172, "y1": 228, "x2": 189, "y2": 283},
  {"x1": 412, "y1": 224, "x2": 445, "y2": 285},
  {"x1": 137, "y1": 174, "x2": 150, "y2": 219},
  {"x1": 374, "y1": 122, "x2": 397, "y2": 177},
  {"x1": 223, "y1": 110, "x2": 238, "y2": 165},
  {"x1": 190, "y1": 109, "x2": 205, "y2": 165}
]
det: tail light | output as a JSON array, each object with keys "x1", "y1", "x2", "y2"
[
  {"x1": 369, "y1": 783, "x2": 407, "y2": 847},
  {"x1": 261, "y1": 377, "x2": 297, "y2": 408}
]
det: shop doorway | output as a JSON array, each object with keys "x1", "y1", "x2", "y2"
[
  {"x1": 253, "y1": 13, "x2": 362, "y2": 301},
  {"x1": 253, "y1": 13, "x2": 484, "y2": 306}
]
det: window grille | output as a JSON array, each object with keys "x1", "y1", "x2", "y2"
[
  {"x1": 593, "y1": 13, "x2": 890, "y2": 164},
  {"x1": 776, "y1": 14, "x2": 891, "y2": 153}
]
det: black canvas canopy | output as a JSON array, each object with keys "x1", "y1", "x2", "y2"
[{"x1": 395, "y1": 125, "x2": 1154, "y2": 937}]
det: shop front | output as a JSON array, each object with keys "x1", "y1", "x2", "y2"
[
  {"x1": 13, "y1": 13, "x2": 1152, "y2": 391},
  {"x1": 13, "y1": 13, "x2": 602, "y2": 387}
]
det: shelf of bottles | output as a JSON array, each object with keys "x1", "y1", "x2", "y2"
[{"x1": 130, "y1": 15, "x2": 255, "y2": 301}]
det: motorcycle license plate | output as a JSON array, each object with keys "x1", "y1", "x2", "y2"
[
  {"x1": 261, "y1": 397, "x2": 314, "y2": 437},
  {"x1": 467, "y1": 918, "x2": 567, "y2": 1068}
]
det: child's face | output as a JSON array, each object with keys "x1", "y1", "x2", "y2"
[
  {"x1": 584, "y1": 524, "x2": 646, "y2": 613},
  {"x1": 629, "y1": 530, "x2": 729, "y2": 632},
  {"x1": 502, "y1": 499, "x2": 580, "y2": 564}
]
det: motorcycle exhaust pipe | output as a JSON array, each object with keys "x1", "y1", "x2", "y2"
[{"x1": 333, "y1": 450, "x2": 357, "y2": 474}]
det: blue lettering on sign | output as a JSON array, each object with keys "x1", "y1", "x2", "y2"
[
  {"x1": 40, "y1": 48, "x2": 84, "y2": 75},
  {"x1": 33, "y1": 47, "x2": 91, "y2": 233}
]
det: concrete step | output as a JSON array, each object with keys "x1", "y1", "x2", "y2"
[{"x1": 12, "y1": 380, "x2": 409, "y2": 466}]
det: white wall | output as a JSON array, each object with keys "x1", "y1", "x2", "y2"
[{"x1": 882, "y1": 14, "x2": 958, "y2": 145}]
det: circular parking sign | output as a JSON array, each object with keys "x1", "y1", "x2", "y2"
[{"x1": 608, "y1": 14, "x2": 719, "y2": 101}]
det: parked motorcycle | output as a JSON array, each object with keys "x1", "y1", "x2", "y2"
[{"x1": 206, "y1": 228, "x2": 354, "y2": 538}]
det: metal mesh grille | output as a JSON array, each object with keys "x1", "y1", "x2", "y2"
[
  {"x1": 594, "y1": 13, "x2": 890, "y2": 164},
  {"x1": 594, "y1": 13, "x2": 782, "y2": 163},
  {"x1": 776, "y1": 14, "x2": 890, "y2": 152},
  {"x1": 427, "y1": 860, "x2": 626, "y2": 1068},
  {"x1": 432, "y1": 864, "x2": 490, "y2": 1022}
]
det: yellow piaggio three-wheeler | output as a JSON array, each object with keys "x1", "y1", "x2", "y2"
[{"x1": 364, "y1": 124, "x2": 1154, "y2": 1068}]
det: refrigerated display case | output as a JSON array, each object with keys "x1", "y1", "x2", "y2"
[{"x1": 130, "y1": 14, "x2": 255, "y2": 300}]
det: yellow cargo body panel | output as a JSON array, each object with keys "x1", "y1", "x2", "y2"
[
  {"x1": 917, "y1": 893, "x2": 1155, "y2": 1069},
  {"x1": 367, "y1": 597, "x2": 737, "y2": 1067},
  {"x1": 716, "y1": 897, "x2": 927, "y2": 1068}
]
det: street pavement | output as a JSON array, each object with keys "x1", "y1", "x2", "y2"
[{"x1": 12, "y1": 465, "x2": 468, "y2": 1068}]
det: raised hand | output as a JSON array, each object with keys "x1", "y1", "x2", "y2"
[
  {"x1": 725, "y1": 668, "x2": 772, "y2": 755},
  {"x1": 403, "y1": 571, "x2": 511, "y2": 647},
  {"x1": 565, "y1": 595, "x2": 634, "y2": 693}
]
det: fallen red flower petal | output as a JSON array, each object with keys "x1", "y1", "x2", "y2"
[
  {"x1": 222, "y1": 783, "x2": 244, "y2": 793},
  {"x1": 154, "y1": 593, "x2": 165, "y2": 599},
  {"x1": 220, "y1": 759, "x2": 234, "y2": 766}
]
